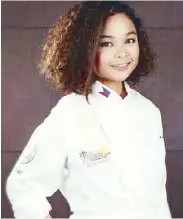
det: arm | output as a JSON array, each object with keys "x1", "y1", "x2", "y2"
[
  {"x1": 156, "y1": 108, "x2": 172, "y2": 218},
  {"x1": 5, "y1": 101, "x2": 68, "y2": 218}
]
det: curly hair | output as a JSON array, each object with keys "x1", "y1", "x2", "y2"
[{"x1": 39, "y1": 1, "x2": 156, "y2": 102}]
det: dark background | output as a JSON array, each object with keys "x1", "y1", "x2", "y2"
[{"x1": 1, "y1": 1, "x2": 183, "y2": 218}]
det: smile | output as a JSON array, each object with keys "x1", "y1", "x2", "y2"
[{"x1": 110, "y1": 62, "x2": 130, "y2": 70}]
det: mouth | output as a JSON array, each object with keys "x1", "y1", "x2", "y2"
[{"x1": 109, "y1": 62, "x2": 131, "y2": 71}]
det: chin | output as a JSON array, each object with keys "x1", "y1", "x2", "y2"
[{"x1": 114, "y1": 74, "x2": 132, "y2": 82}]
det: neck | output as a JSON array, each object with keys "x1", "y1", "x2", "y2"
[{"x1": 121, "y1": 82, "x2": 127, "y2": 99}]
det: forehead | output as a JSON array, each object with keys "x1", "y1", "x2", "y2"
[{"x1": 102, "y1": 13, "x2": 136, "y2": 36}]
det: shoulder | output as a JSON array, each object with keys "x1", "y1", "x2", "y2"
[
  {"x1": 129, "y1": 89, "x2": 162, "y2": 130},
  {"x1": 55, "y1": 92, "x2": 87, "y2": 113},
  {"x1": 130, "y1": 88, "x2": 160, "y2": 116},
  {"x1": 130, "y1": 89, "x2": 163, "y2": 135},
  {"x1": 45, "y1": 92, "x2": 87, "y2": 125}
]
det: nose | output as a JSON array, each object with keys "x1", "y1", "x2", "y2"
[{"x1": 114, "y1": 47, "x2": 128, "y2": 58}]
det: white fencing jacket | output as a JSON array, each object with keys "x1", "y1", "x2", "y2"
[{"x1": 6, "y1": 80, "x2": 172, "y2": 219}]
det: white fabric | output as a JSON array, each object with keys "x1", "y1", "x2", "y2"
[{"x1": 6, "y1": 80, "x2": 172, "y2": 219}]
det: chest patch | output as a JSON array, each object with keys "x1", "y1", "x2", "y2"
[{"x1": 79, "y1": 146, "x2": 111, "y2": 166}]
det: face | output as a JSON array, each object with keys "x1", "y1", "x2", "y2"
[{"x1": 94, "y1": 13, "x2": 139, "y2": 91}]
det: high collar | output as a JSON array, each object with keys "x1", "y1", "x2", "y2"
[{"x1": 90, "y1": 80, "x2": 132, "y2": 106}]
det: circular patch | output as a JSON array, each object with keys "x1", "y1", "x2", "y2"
[{"x1": 20, "y1": 146, "x2": 37, "y2": 164}]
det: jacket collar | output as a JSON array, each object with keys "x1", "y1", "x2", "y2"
[{"x1": 90, "y1": 80, "x2": 132, "y2": 105}]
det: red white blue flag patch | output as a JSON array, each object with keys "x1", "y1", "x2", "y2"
[{"x1": 99, "y1": 87, "x2": 111, "y2": 98}]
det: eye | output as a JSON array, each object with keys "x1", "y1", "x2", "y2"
[
  {"x1": 126, "y1": 38, "x2": 136, "y2": 44},
  {"x1": 99, "y1": 42, "x2": 113, "y2": 47}
]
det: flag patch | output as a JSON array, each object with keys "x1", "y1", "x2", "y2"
[{"x1": 99, "y1": 87, "x2": 111, "y2": 98}]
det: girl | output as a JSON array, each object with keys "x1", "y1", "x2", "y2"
[{"x1": 6, "y1": 1, "x2": 172, "y2": 219}]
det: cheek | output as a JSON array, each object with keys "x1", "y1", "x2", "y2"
[
  {"x1": 129, "y1": 46, "x2": 140, "y2": 64},
  {"x1": 134, "y1": 45, "x2": 140, "y2": 60},
  {"x1": 95, "y1": 51, "x2": 111, "y2": 72}
]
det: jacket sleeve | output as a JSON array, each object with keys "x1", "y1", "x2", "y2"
[
  {"x1": 5, "y1": 99, "x2": 69, "y2": 218},
  {"x1": 155, "y1": 108, "x2": 172, "y2": 219}
]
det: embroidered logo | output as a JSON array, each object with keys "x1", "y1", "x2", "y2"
[
  {"x1": 14, "y1": 145, "x2": 37, "y2": 175},
  {"x1": 79, "y1": 146, "x2": 110, "y2": 166},
  {"x1": 99, "y1": 87, "x2": 111, "y2": 98},
  {"x1": 20, "y1": 145, "x2": 37, "y2": 164}
]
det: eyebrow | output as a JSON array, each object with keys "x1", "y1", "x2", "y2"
[{"x1": 100, "y1": 31, "x2": 137, "y2": 39}]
